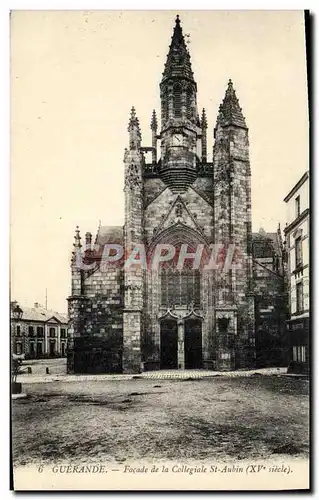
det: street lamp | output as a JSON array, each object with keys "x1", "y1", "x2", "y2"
[{"x1": 12, "y1": 305, "x2": 23, "y2": 320}]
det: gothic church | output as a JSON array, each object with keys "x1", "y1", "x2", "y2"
[{"x1": 67, "y1": 16, "x2": 286, "y2": 374}]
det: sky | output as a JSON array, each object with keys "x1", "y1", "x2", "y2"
[{"x1": 10, "y1": 10, "x2": 309, "y2": 314}]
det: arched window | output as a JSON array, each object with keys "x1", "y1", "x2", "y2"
[
  {"x1": 162, "y1": 88, "x2": 169, "y2": 122},
  {"x1": 173, "y1": 85, "x2": 182, "y2": 118},
  {"x1": 186, "y1": 86, "x2": 192, "y2": 120}
]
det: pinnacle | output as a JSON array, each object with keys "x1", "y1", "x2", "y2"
[
  {"x1": 150, "y1": 109, "x2": 158, "y2": 130},
  {"x1": 201, "y1": 108, "x2": 207, "y2": 128},
  {"x1": 128, "y1": 106, "x2": 141, "y2": 132},
  {"x1": 217, "y1": 79, "x2": 247, "y2": 128},
  {"x1": 74, "y1": 226, "x2": 82, "y2": 248}
]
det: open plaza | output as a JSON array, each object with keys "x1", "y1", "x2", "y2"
[{"x1": 12, "y1": 359, "x2": 309, "y2": 468}]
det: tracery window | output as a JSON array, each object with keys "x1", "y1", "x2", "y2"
[{"x1": 161, "y1": 267, "x2": 200, "y2": 307}]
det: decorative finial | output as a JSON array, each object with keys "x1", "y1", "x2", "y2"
[
  {"x1": 201, "y1": 108, "x2": 207, "y2": 128},
  {"x1": 176, "y1": 14, "x2": 180, "y2": 24},
  {"x1": 150, "y1": 109, "x2": 158, "y2": 131},
  {"x1": 74, "y1": 226, "x2": 81, "y2": 248},
  {"x1": 129, "y1": 106, "x2": 136, "y2": 125},
  {"x1": 128, "y1": 106, "x2": 140, "y2": 132},
  {"x1": 85, "y1": 232, "x2": 92, "y2": 245},
  {"x1": 128, "y1": 106, "x2": 141, "y2": 148}
]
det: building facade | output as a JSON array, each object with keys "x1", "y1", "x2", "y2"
[
  {"x1": 11, "y1": 301, "x2": 68, "y2": 359},
  {"x1": 284, "y1": 172, "x2": 309, "y2": 374},
  {"x1": 67, "y1": 16, "x2": 286, "y2": 374},
  {"x1": 253, "y1": 228, "x2": 288, "y2": 367}
]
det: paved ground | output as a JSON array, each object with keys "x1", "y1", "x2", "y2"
[
  {"x1": 12, "y1": 375, "x2": 309, "y2": 467},
  {"x1": 17, "y1": 358, "x2": 291, "y2": 383}
]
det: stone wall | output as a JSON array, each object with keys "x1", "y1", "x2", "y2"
[{"x1": 67, "y1": 265, "x2": 124, "y2": 374}]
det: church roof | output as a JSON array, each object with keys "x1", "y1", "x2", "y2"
[
  {"x1": 252, "y1": 230, "x2": 282, "y2": 257},
  {"x1": 95, "y1": 225, "x2": 124, "y2": 246},
  {"x1": 161, "y1": 15, "x2": 195, "y2": 84},
  {"x1": 217, "y1": 79, "x2": 247, "y2": 128}
]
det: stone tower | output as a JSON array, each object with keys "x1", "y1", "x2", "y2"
[
  {"x1": 122, "y1": 108, "x2": 144, "y2": 373},
  {"x1": 213, "y1": 80, "x2": 255, "y2": 369},
  {"x1": 159, "y1": 14, "x2": 201, "y2": 192}
]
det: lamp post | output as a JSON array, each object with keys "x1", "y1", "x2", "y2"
[
  {"x1": 12, "y1": 305, "x2": 23, "y2": 321},
  {"x1": 11, "y1": 304, "x2": 24, "y2": 356},
  {"x1": 11, "y1": 304, "x2": 24, "y2": 394}
]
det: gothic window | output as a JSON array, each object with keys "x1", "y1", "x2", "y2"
[
  {"x1": 162, "y1": 88, "x2": 169, "y2": 121},
  {"x1": 186, "y1": 86, "x2": 192, "y2": 119},
  {"x1": 173, "y1": 85, "x2": 182, "y2": 118},
  {"x1": 161, "y1": 267, "x2": 200, "y2": 307}
]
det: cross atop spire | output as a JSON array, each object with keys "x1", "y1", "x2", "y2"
[
  {"x1": 217, "y1": 79, "x2": 247, "y2": 128},
  {"x1": 161, "y1": 15, "x2": 195, "y2": 84}
]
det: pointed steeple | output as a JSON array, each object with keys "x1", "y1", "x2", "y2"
[
  {"x1": 128, "y1": 106, "x2": 141, "y2": 149},
  {"x1": 161, "y1": 15, "x2": 195, "y2": 84},
  {"x1": 217, "y1": 79, "x2": 247, "y2": 128}
]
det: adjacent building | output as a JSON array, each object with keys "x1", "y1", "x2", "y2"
[
  {"x1": 10, "y1": 301, "x2": 68, "y2": 359},
  {"x1": 253, "y1": 227, "x2": 288, "y2": 367},
  {"x1": 284, "y1": 172, "x2": 309, "y2": 374},
  {"x1": 67, "y1": 15, "x2": 288, "y2": 374}
]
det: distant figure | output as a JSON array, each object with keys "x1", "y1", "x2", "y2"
[
  {"x1": 27, "y1": 367, "x2": 32, "y2": 374},
  {"x1": 46, "y1": 367, "x2": 49, "y2": 375}
]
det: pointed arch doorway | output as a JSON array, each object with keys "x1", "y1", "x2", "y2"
[
  {"x1": 184, "y1": 318, "x2": 202, "y2": 369},
  {"x1": 160, "y1": 319, "x2": 178, "y2": 369}
]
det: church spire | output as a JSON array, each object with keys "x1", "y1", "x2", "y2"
[
  {"x1": 161, "y1": 15, "x2": 195, "y2": 84},
  {"x1": 217, "y1": 79, "x2": 247, "y2": 128}
]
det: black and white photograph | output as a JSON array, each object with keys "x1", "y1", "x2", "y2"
[{"x1": 10, "y1": 10, "x2": 310, "y2": 490}]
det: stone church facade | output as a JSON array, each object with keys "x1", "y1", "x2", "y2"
[{"x1": 67, "y1": 16, "x2": 287, "y2": 374}]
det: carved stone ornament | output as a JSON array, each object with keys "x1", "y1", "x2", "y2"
[{"x1": 125, "y1": 163, "x2": 142, "y2": 189}]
